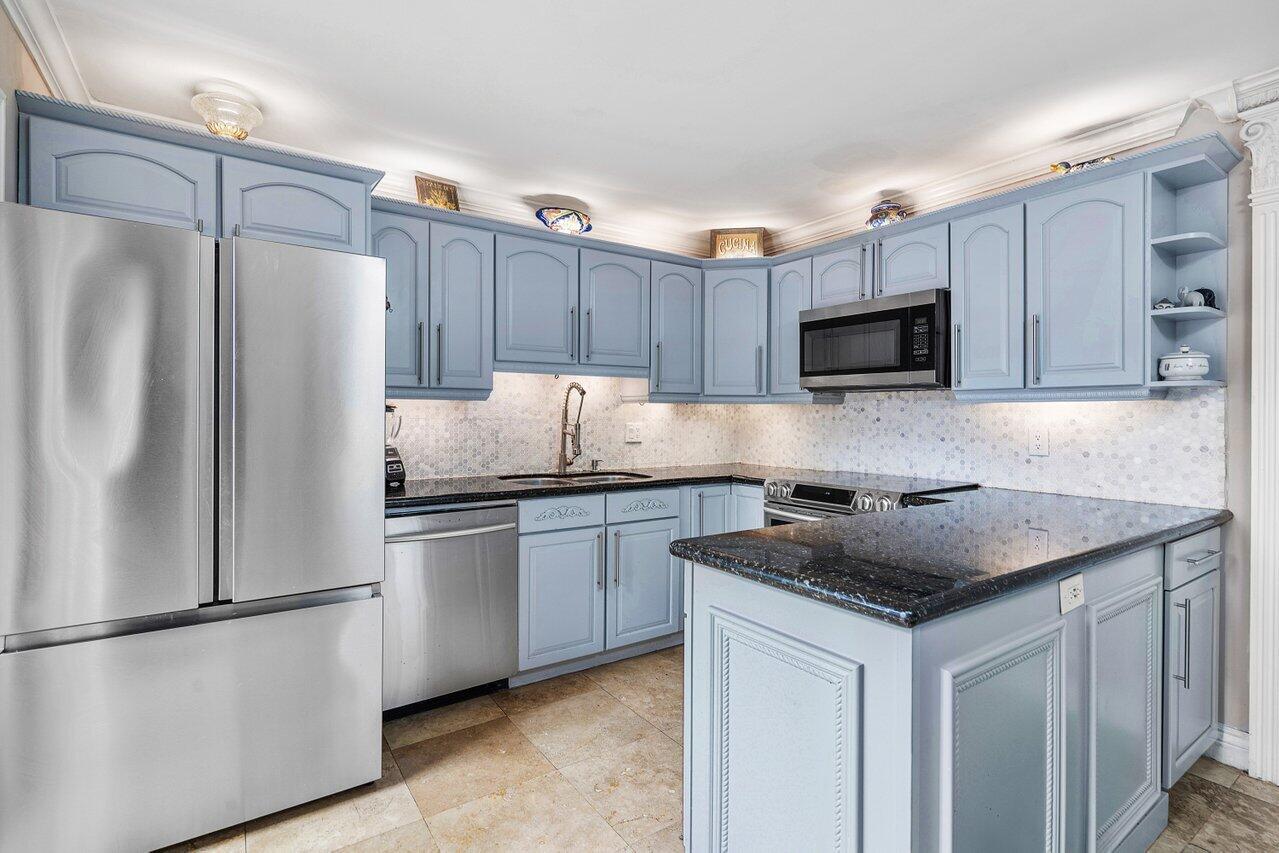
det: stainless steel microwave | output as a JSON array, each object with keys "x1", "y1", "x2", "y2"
[{"x1": 798, "y1": 288, "x2": 950, "y2": 391}]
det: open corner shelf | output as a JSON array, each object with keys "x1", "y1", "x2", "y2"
[
  {"x1": 1150, "y1": 232, "x2": 1226, "y2": 255},
  {"x1": 1148, "y1": 379, "x2": 1226, "y2": 389},
  {"x1": 1149, "y1": 306, "x2": 1225, "y2": 321}
]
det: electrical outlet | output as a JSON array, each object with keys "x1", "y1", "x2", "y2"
[
  {"x1": 625, "y1": 422, "x2": 642, "y2": 443},
  {"x1": 1058, "y1": 574, "x2": 1085, "y2": 614},
  {"x1": 1029, "y1": 528, "x2": 1049, "y2": 561},
  {"x1": 1028, "y1": 423, "x2": 1050, "y2": 457}
]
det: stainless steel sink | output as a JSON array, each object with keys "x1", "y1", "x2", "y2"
[
  {"x1": 566, "y1": 473, "x2": 652, "y2": 484},
  {"x1": 499, "y1": 475, "x2": 570, "y2": 486}
]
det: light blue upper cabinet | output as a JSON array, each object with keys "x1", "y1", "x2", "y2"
[
  {"x1": 703, "y1": 268, "x2": 768, "y2": 396},
  {"x1": 769, "y1": 257, "x2": 811, "y2": 395},
  {"x1": 495, "y1": 234, "x2": 579, "y2": 366},
  {"x1": 878, "y1": 222, "x2": 949, "y2": 296},
  {"x1": 222, "y1": 156, "x2": 368, "y2": 253},
  {"x1": 811, "y1": 245, "x2": 868, "y2": 307},
  {"x1": 579, "y1": 249, "x2": 650, "y2": 369},
  {"x1": 1026, "y1": 173, "x2": 1145, "y2": 388},
  {"x1": 430, "y1": 222, "x2": 494, "y2": 391},
  {"x1": 26, "y1": 116, "x2": 217, "y2": 233},
  {"x1": 651, "y1": 261, "x2": 702, "y2": 395},
  {"x1": 371, "y1": 211, "x2": 430, "y2": 389},
  {"x1": 950, "y1": 204, "x2": 1025, "y2": 391}
]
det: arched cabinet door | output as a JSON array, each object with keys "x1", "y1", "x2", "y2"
[
  {"x1": 812, "y1": 245, "x2": 867, "y2": 307},
  {"x1": 1025, "y1": 173, "x2": 1144, "y2": 389},
  {"x1": 650, "y1": 262, "x2": 702, "y2": 395},
  {"x1": 949, "y1": 204, "x2": 1025, "y2": 391},
  {"x1": 703, "y1": 268, "x2": 768, "y2": 397},
  {"x1": 769, "y1": 257, "x2": 811, "y2": 394},
  {"x1": 371, "y1": 211, "x2": 430, "y2": 389},
  {"x1": 878, "y1": 222, "x2": 950, "y2": 297},
  {"x1": 26, "y1": 116, "x2": 216, "y2": 233},
  {"x1": 429, "y1": 223, "x2": 494, "y2": 390},
  {"x1": 579, "y1": 249, "x2": 650, "y2": 369},
  {"x1": 222, "y1": 156, "x2": 367, "y2": 253},
  {"x1": 495, "y1": 234, "x2": 579, "y2": 366}
]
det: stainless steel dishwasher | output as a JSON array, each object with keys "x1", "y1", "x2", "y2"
[{"x1": 383, "y1": 503, "x2": 518, "y2": 710}]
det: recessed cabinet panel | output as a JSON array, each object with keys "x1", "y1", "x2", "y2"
[
  {"x1": 703, "y1": 268, "x2": 768, "y2": 396},
  {"x1": 878, "y1": 222, "x2": 949, "y2": 296},
  {"x1": 651, "y1": 262, "x2": 702, "y2": 395},
  {"x1": 1026, "y1": 173, "x2": 1145, "y2": 388},
  {"x1": 26, "y1": 116, "x2": 217, "y2": 233},
  {"x1": 430, "y1": 222, "x2": 493, "y2": 390},
  {"x1": 1164, "y1": 570, "x2": 1220, "y2": 788},
  {"x1": 605, "y1": 517, "x2": 681, "y2": 648},
  {"x1": 495, "y1": 234, "x2": 578, "y2": 365},
  {"x1": 950, "y1": 204, "x2": 1025, "y2": 391},
  {"x1": 769, "y1": 257, "x2": 811, "y2": 395},
  {"x1": 811, "y1": 246, "x2": 867, "y2": 307},
  {"x1": 372, "y1": 211, "x2": 429, "y2": 389},
  {"x1": 518, "y1": 527, "x2": 606, "y2": 670},
  {"x1": 222, "y1": 157, "x2": 367, "y2": 253},
  {"x1": 690, "y1": 485, "x2": 732, "y2": 537},
  {"x1": 580, "y1": 249, "x2": 650, "y2": 368}
]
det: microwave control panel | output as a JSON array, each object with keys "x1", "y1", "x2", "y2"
[{"x1": 910, "y1": 313, "x2": 933, "y2": 367}]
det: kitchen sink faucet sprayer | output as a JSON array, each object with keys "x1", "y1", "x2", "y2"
[{"x1": 558, "y1": 382, "x2": 587, "y2": 475}]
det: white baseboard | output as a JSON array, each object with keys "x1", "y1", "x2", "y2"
[{"x1": 1206, "y1": 723, "x2": 1250, "y2": 770}]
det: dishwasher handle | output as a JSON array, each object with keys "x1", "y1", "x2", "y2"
[{"x1": 385, "y1": 522, "x2": 517, "y2": 544}]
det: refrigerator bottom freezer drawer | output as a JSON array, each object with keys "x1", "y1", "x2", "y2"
[{"x1": 0, "y1": 595, "x2": 382, "y2": 853}]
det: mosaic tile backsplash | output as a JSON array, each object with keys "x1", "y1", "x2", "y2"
[{"x1": 390, "y1": 374, "x2": 1227, "y2": 508}]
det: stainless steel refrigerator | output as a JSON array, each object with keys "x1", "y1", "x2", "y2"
[{"x1": 0, "y1": 202, "x2": 386, "y2": 852}]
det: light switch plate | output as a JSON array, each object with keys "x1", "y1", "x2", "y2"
[
  {"x1": 1059, "y1": 574, "x2": 1085, "y2": 614},
  {"x1": 625, "y1": 422, "x2": 642, "y2": 443}
]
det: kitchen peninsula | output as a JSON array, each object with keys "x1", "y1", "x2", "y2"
[{"x1": 671, "y1": 488, "x2": 1229, "y2": 852}]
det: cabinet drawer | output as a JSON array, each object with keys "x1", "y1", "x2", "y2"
[
  {"x1": 1165, "y1": 527, "x2": 1222, "y2": 589},
  {"x1": 519, "y1": 493, "x2": 606, "y2": 532},
  {"x1": 606, "y1": 487, "x2": 680, "y2": 523}
]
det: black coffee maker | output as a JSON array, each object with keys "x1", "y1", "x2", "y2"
[{"x1": 385, "y1": 404, "x2": 405, "y2": 491}]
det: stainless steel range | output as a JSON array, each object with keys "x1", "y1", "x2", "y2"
[{"x1": 762, "y1": 473, "x2": 977, "y2": 526}]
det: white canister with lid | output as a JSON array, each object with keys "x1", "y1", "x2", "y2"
[{"x1": 1158, "y1": 346, "x2": 1210, "y2": 381}]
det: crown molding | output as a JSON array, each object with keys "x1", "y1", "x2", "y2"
[
  {"x1": 376, "y1": 169, "x2": 710, "y2": 257},
  {"x1": 768, "y1": 99, "x2": 1196, "y2": 255},
  {"x1": 0, "y1": 0, "x2": 88, "y2": 101}
]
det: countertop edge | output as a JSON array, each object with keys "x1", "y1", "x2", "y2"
[{"x1": 671, "y1": 508, "x2": 1233, "y2": 628}]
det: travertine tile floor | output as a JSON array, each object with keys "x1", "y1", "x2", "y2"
[{"x1": 163, "y1": 644, "x2": 1279, "y2": 852}]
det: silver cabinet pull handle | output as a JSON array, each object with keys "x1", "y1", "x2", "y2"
[
  {"x1": 417, "y1": 321, "x2": 425, "y2": 384},
  {"x1": 953, "y1": 323, "x2": 962, "y2": 388},
  {"x1": 233, "y1": 223, "x2": 241, "y2": 237},
  {"x1": 1031, "y1": 314, "x2": 1042, "y2": 385},
  {"x1": 585, "y1": 308, "x2": 592, "y2": 360},
  {"x1": 655, "y1": 341, "x2": 662, "y2": 390},
  {"x1": 1185, "y1": 549, "x2": 1222, "y2": 566},
  {"x1": 596, "y1": 530, "x2": 604, "y2": 589},
  {"x1": 756, "y1": 345, "x2": 764, "y2": 394},
  {"x1": 698, "y1": 491, "x2": 704, "y2": 534},
  {"x1": 569, "y1": 306, "x2": 576, "y2": 359},
  {"x1": 613, "y1": 530, "x2": 621, "y2": 586},
  {"x1": 436, "y1": 323, "x2": 443, "y2": 384},
  {"x1": 1173, "y1": 598, "x2": 1191, "y2": 689},
  {"x1": 859, "y1": 244, "x2": 867, "y2": 300}
]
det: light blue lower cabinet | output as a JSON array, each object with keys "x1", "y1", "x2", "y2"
[
  {"x1": 518, "y1": 526, "x2": 606, "y2": 671},
  {"x1": 686, "y1": 538, "x2": 1194, "y2": 852},
  {"x1": 689, "y1": 484, "x2": 732, "y2": 537},
  {"x1": 730, "y1": 483, "x2": 764, "y2": 531},
  {"x1": 605, "y1": 517, "x2": 681, "y2": 648}
]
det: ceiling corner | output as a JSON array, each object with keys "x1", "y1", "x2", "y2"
[{"x1": 1, "y1": 0, "x2": 90, "y2": 102}]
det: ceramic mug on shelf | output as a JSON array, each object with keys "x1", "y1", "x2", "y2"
[{"x1": 1158, "y1": 346, "x2": 1210, "y2": 382}]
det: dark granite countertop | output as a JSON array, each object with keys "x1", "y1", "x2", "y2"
[
  {"x1": 670, "y1": 487, "x2": 1231, "y2": 627},
  {"x1": 386, "y1": 463, "x2": 972, "y2": 512}
]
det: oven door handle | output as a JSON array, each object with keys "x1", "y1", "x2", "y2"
[{"x1": 765, "y1": 506, "x2": 825, "y2": 523}]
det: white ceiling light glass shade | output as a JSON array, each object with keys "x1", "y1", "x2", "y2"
[
  {"x1": 536, "y1": 207, "x2": 592, "y2": 235},
  {"x1": 190, "y1": 91, "x2": 264, "y2": 140}
]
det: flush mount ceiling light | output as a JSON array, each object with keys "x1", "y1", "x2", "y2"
[
  {"x1": 536, "y1": 207, "x2": 592, "y2": 235},
  {"x1": 190, "y1": 87, "x2": 264, "y2": 141},
  {"x1": 866, "y1": 200, "x2": 907, "y2": 229}
]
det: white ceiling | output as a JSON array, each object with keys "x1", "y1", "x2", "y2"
[{"x1": 33, "y1": 0, "x2": 1279, "y2": 253}]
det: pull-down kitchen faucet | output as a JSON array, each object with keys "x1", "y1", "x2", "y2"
[{"x1": 557, "y1": 382, "x2": 587, "y2": 475}]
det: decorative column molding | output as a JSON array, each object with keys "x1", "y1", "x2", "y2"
[{"x1": 1242, "y1": 98, "x2": 1279, "y2": 783}]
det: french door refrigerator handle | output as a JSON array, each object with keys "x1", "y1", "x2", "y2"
[
  {"x1": 197, "y1": 236, "x2": 217, "y2": 604},
  {"x1": 217, "y1": 239, "x2": 237, "y2": 602}
]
